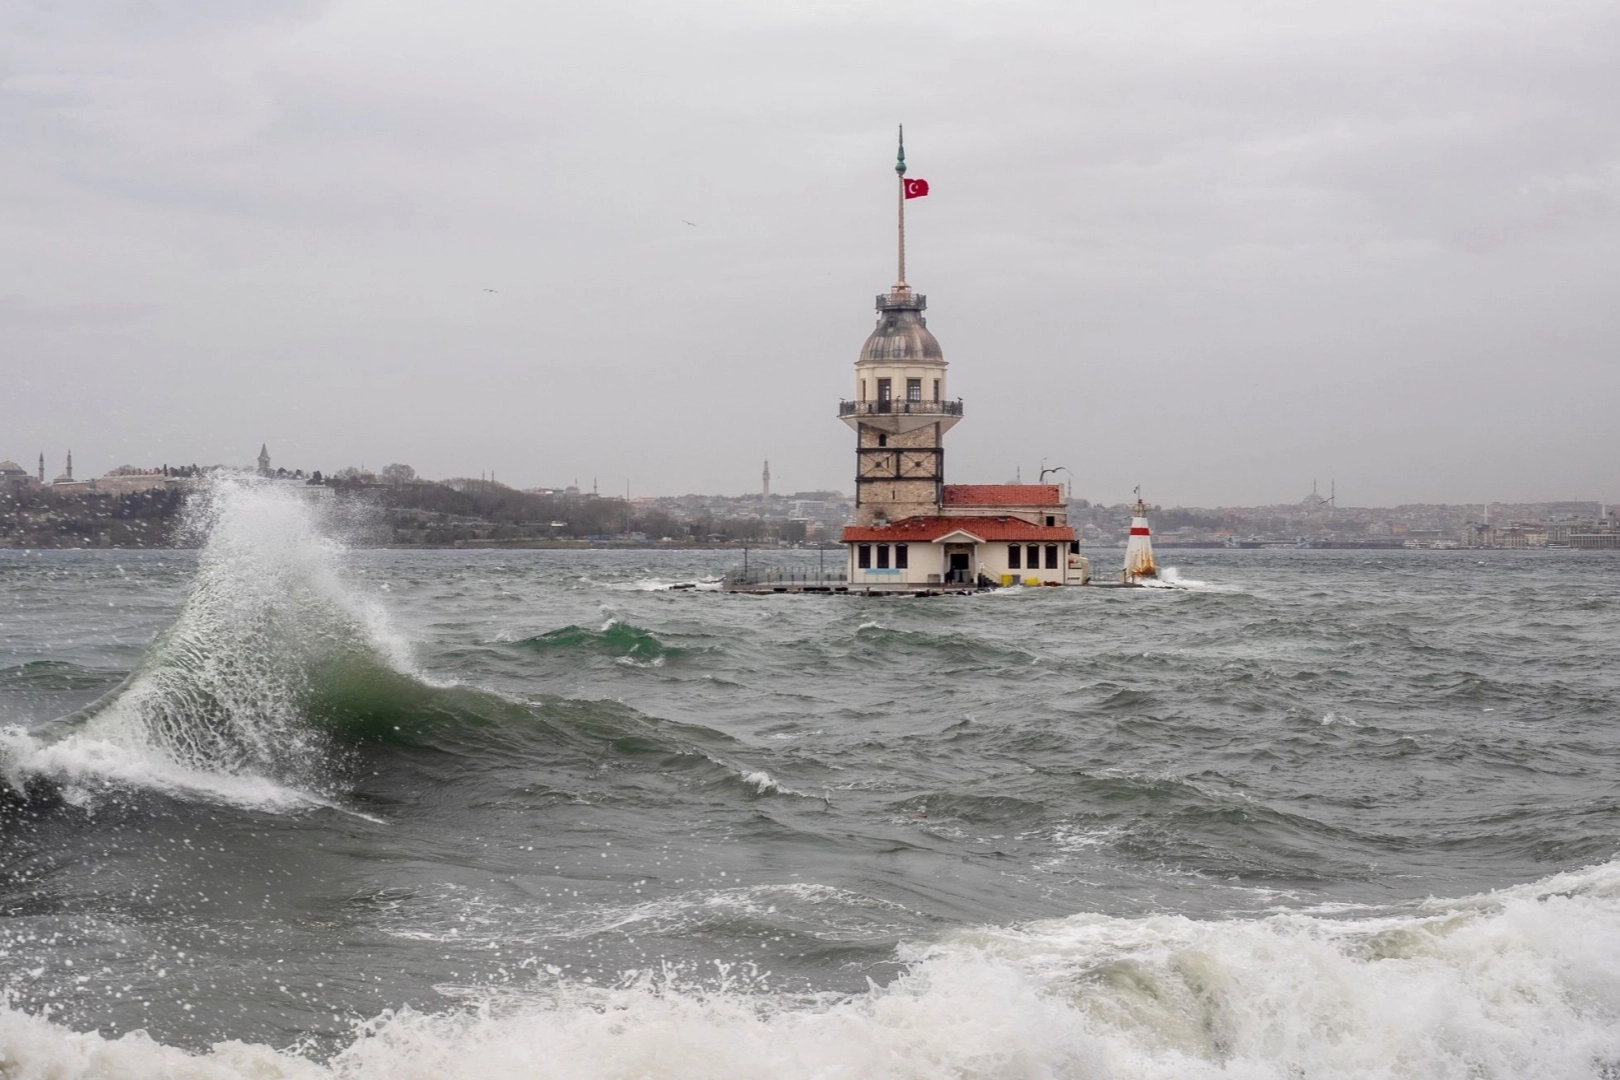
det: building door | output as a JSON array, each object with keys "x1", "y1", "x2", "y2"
[
  {"x1": 948, "y1": 551, "x2": 970, "y2": 583},
  {"x1": 877, "y1": 378, "x2": 892, "y2": 412}
]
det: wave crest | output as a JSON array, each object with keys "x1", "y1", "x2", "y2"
[
  {"x1": 2, "y1": 480, "x2": 418, "y2": 810},
  {"x1": 3, "y1": 857, "x2": 1619, "y2": 1078}
]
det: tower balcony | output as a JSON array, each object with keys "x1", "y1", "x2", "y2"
[
  {"x1": 839, "y1": 397, "x2": 963, "y2": 436},
  {"x1": 875, "y1": 292, "x2": 926, "y2": 312},
  {"x1": 839, "y1": 398, "x2": 962, "y2": 419}
]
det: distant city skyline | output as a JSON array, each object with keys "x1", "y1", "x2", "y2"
[
  {"x1": 3, "y1": 443, "x2": 1611, "y2": 512},
  {"x1": 4, "y1": 2, "x2": 1617, "y2": 506}
]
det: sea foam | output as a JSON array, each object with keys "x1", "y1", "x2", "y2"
[{"x1": 2, "y1": 857, "x2": 1617, "y2": 1079}]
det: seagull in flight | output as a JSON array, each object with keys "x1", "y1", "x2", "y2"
[
  {"x1": 482, "y1": 288, "x2": 498, "y2": 293},
  {"x1": 681, "y1": 220, "x2": 697, "y2": 227}
]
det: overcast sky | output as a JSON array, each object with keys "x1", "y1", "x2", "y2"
[{"x1": 2, "y1": 0, "x2": 1616, "y2": 506}]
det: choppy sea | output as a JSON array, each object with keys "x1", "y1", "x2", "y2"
[{"x1": 2, "y1": 481, "x2": 1619, "y2": 1078}]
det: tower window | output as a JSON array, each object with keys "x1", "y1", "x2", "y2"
[
  {"x1": 906, "y1": 378, "x2": 922, "y2": 402},
  {"x1": 876, "y1": 544, "x2": 890, "y2": 569},
  {"x1": 877, "y1": 433, "x2": 887, "y2": 447},
  {"x1": 1007, "y1": 545, "x2": 1021, "y2": 569},
  {"x1": 877, "y1": 378, "x2": 892, "y2": 402},
  {"x1": 1045, "y1": 545, "x2": 1058, "y2": 569},
  {"x1": 858, "y1": 545, "x2": 871, "y2": 569},
  {"x1": 895, "y1": 544, "x2": 908, "y2": 569},
  {"x1": 1045, "y1": 515, "x2": 1055, "y2": 526},
  {"x1": 933, "y1": 379, "x2": 940, "y2": 401}
]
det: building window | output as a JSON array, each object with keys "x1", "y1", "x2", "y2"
[
  {"x1": 877, "y1": 544, "x2": 890, "y2": 569},
  {"x1": 858, "y1": 544, "x2": 871, "y2": 569},
  {"x1": 1045, "y1": 515, "x2": 1055, "y2": 526},
  {"x1": 877, "y1": 378, "x2": 892, "y2": 410},
  {"x1": 1007, "y1": 544, "x2": 1021, "y2": 569},
  {"x1": 1027, "y1": 545, "x2": 1040, "y2": 570},
  {"x1": 933, "y1": 378, "x2": 940, "y2": 401},
  {"x1": 860, "y1": 379, "x2": 866, "y2": 400},
  {"x1": 895, "y1": 544, "x2": 908, "y2": 569},
  {"x1": 877, "y1": 433, "x2": 887, "y2": 447},
  {"x1": 906, "y1": 378, "x2": 922, "y2": 402},
  {"x1": 1045, "y1": 545, "x2": 1058, "y2": 569},
  {"x1": 1069, "y1": 541, "x2": 1080, "y2": 554}
]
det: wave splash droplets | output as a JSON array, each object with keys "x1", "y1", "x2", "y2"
[{"x1": 1, "y1": 480, "x2": 416, "y2": 809}]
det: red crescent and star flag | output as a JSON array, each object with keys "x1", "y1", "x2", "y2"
[{"x1": 903, "y1": 178, "x2": 930, "y2": 199}]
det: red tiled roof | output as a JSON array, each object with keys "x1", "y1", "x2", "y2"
[
  {"x1": 942, "y1": 484, "x2": 1064, "y2": 507},
  {"x1": 841, "y1": 515, "x2": 1075, "y2": 543}
]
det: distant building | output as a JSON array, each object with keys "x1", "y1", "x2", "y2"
[
  {"x1": 1299, "y1": 480, "x2": 1334, "y2": 512},
  {"x1": 51, "y1": 451, "x2": 88, "y2": 490},
  {"x1": 258, "y1": 444, "x2": 272, "y2": 475},
  {"x1": 94, "y1": 466, "x2": 169, "y2": 495},
  {"x1": 0, "y1": 458, "x2": 36, "y2": 491}
]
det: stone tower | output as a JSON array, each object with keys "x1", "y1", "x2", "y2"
[{"x1": 839, "y1": 127, "x2": 960, "y2": 526}]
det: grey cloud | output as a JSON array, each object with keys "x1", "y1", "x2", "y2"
[{"x1": 1, "y1": 0, "x2": 1617, "y2": 505}]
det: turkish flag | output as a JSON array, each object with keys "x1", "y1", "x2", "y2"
[{"x1": 903, "y1": 178, "x2": 930, "y2": 199}]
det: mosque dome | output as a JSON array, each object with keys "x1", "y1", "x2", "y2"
[
  {"x1": 858, "y1": 294, "x2": 943, "y2": 365},
  {"x1": 0, "y1": 460, "x2": 25, "y2": 476}
]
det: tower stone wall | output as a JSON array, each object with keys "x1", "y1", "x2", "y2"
[{"x1": 854, "y1": 422, "x2": 942, "y2": 525}]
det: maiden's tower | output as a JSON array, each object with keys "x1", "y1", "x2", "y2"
[{"x1": 838, "y1": 131, "x2": 1088, "y2": 590}]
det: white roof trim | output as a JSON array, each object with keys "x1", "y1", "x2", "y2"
[{"x1": 934, "y1": 529, "x2": 987, "y2": 544}]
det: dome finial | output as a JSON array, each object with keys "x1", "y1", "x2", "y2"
[{"x1": 896, "y1": 124, "x2": 906, "y2": 176}]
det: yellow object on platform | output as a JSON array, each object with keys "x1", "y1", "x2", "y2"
[
  {"x1": 1024, "y1": 577, "x2": 1040, "y2": 586},
  {"x1": 1000, "y1": 573, "x2": 1014, "y2": 587}
]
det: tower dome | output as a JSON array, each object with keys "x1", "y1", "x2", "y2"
[{"x1": 859, "y1": 293, "x2": 943, "y2": 364}]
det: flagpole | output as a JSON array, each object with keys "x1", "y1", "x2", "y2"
[{"x1": 896, "y1": 124, "x2": 907, "y2": 288}]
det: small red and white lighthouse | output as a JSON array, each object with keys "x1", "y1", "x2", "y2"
[{"x1": 1123, "y1": 488, "x2": 1157, "y2": 583}]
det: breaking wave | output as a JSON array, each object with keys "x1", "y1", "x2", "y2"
[
  {"x1": 0, "y1": 480, "x2": 420, "y2": 810},
  {"x1": 1, "y1": 856, "x2": 1617, "y2": 1078},
  {"x1": 1136, "y1": 567, "x2": 1232, "y2": 591}
]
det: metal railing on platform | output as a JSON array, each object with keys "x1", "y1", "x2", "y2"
[
  {"x1": 838, "y1": 399, "x2": 963, "y2": 418},
  {"x1": 723, "y1": 566, "x2": 849, "y2": 588}
]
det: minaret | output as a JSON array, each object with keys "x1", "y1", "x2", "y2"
[
  {"x1": 66, "y1": 449, "x2": 72, "y2": 480},
  {"x1": 840, "y1": 126, "x2": 959, "y2": 526},
  {"x1": 258, "y1": 443, "x2": 271, "y2": 475},
  {"x1": 38, "y1": 452, "x2": 44, "y2": 483},
  {"x1": 762, "y1": 459, "x2": 770, "y2": 499}
]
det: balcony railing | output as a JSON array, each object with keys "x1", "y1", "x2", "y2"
[
  {"x1": 875, "y1": 293, "x2": 927, "y2": 311},
  {"x1": 838, "y1": 398, "x2": 963, "y2": 418}
]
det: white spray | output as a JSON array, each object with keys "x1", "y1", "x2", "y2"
[
  {"x1": 0, "y1": 478, "x2": 412, "y2": 809},
  {"x1": 1, "y1": 856, "x2": 1618, "y2": 1078}
]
